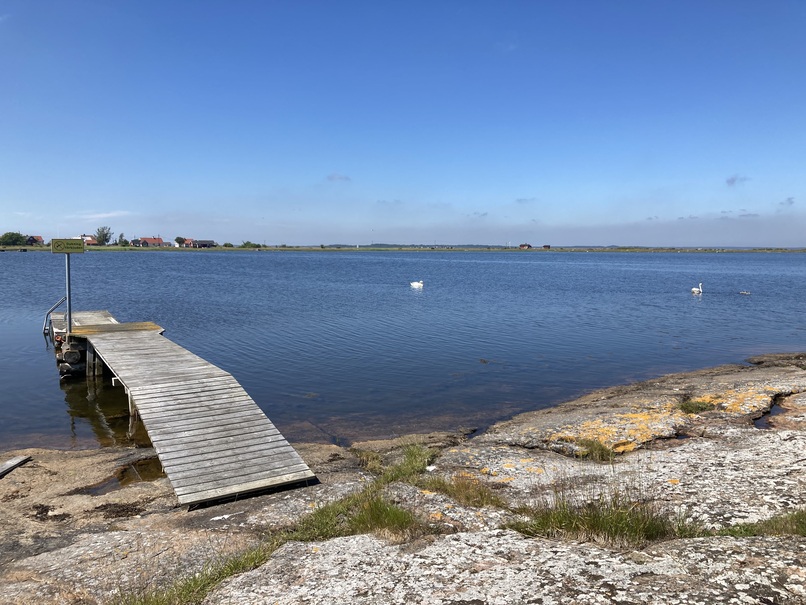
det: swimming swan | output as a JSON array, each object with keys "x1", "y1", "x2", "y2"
[
  {"x1": 691, "y1": 283, "x2": 703, "y2": 295},
  {"x1": 410, "y1": 280, "x2": 424, "y2": 288}
]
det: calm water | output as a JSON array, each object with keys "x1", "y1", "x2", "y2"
[{"x1": 1, "y1": 250, "x2": 804, "y2": 451}]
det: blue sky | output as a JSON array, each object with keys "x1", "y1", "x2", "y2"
[{"x1": 1, "y1": 1, "x2": 804, "y2": 247}]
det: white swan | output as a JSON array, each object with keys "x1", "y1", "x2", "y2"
[
  {"x1": 691, "y1": 282, "x2": 703, "y2": 295},
  {"x1": 410, "y1": 280, "x2": 424, "y2": 289}
]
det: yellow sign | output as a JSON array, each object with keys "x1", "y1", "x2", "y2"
[{"x1": 51, "y1": 239, "x2": 85, "y2": 254}]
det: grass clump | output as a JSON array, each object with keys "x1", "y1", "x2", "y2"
[
  {"x1": 507, "y1": 490, "x2": 690, "y2": 548},
  {"x1": 349, "y1": 495, "x2": 419, "y2": 537},
  {"x1": 574, "y1": 438, "x2": 615, "y2": 462},
  {"x1": 418, "y1": 473, "x2": 508, "y2": 509},
  {"x1": 110, "y1": 538, "x2": 284, "y2": 605},
  {"x1": 288, "y1": 492, "x2": 423, "y2": 544},
  {"x1": 380, "y1": 444, "x2": 437, "y2": 483},
  {"x1": 717, "y1": 509, "x2": 806, "y2": 537},
  {"x1": 351, "y1": 448, "x2": 384, "y2": 475},
  {"x1": 680, "y1": 397, "x2": 717, "y2": 414}
]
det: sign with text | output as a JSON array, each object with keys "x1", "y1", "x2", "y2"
[{"x1": 51, "y1": 239, "x2": 85, "y2": 254}]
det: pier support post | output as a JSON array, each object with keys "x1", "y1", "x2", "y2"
[
  {"x1": 86, "y1": 345, "x2": 95, "y2": 378},
  {"x1": 85, "y1": 343, "x2": 104, "y2": 377}
]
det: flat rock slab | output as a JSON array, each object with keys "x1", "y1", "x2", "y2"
[
  {"x1": 482, "y1": 355, "x2": 806, "y2": 455},
  {"x1": 203, "y1": 531, "x2": 806, "y2": 605},
  {"x1": 437, "y1": 425, "x2": 806, "y2": 528}
]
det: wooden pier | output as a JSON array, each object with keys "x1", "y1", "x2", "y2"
[{"x1": 52, "y1": 311, "x2": 315, "y2": 506}]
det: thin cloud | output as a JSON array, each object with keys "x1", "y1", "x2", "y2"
[
  {"x1": 495, "y1": 37, "x2": 518, "y2": 54},
  {"x1": 74, "y1": 210, "x2": 135, "y2": 221},
  {"x1": 515, "y1": 197, "x2": 538, "y2": 204},
  {"x1": 469, "y1": 211, "x2": 489, "y2": 219},
  {"x1": 645, "y1": 216, "x2": 660, "y2": 221},
  {"x1": 739, "y1": 213, "x2": 759, "y2": 218},
  {"x1": 780, "y1": 197, "x2": 795, "y2": 207},
  {"x1": 327, "y1": 173, "x2": 351, "y2": 182},
  {"x1": 726, "y1": 174, "x2": 750, "y2": 187}
]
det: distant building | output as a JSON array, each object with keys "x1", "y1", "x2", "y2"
[
  {"x1": 192, "y1": 240, "x2": 217, "y2": 248},
  {"x1": 130, "y1": 237, "x2": 167, "y2": 247},
  {"x1": 26, "y1": 235, "x2": 45, "y2": 246},
  {"x1": 519, "y1": 243, "x2": 532, "y2": 250},
  {"x1": 543, "y1": 244, "x2": 551, "y2": 250},
  {"x1": 80, "y1": 234, "x2": 99, "y2": 246}
]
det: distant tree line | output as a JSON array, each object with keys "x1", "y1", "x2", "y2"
[
  {"x1": 2, "y1": 226, "x2": 266, "y2": 249},
  {"x1": 0, "y1": 231, "x2": 28, "y2": 246}
]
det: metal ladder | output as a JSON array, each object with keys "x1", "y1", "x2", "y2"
[{"x1": 42, "y1": 296, "x2": 67, "y2": 342}]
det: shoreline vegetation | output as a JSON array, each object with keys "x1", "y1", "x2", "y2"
[
  {"x1": 3, "y1": 244, "x2": 806, "y2": 253},
  {"x1": 2, "y1": 352, "x2": 806, "y2": 604}
]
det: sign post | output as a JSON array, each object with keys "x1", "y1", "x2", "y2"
[{"x1": 51, "y1": 239, "x2": 85, "y2": 333}]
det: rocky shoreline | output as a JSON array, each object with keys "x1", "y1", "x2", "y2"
[{"x1": 1, "y1": 352, "x2": 805, "y2": 604}]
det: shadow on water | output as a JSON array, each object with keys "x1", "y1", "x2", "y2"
[{"x1": 59, "y1": 376, "x2": 151, "y2": 448}]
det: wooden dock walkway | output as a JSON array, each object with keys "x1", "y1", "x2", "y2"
[{"x1": 53, "y1": 311, "x2": 315, "y2": 506}]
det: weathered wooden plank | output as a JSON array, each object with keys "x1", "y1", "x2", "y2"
[
  {"x1": 170, "y1": 462, "x2": 309, "y2": 486},
  {"x1": 114, "y1": 371, "x2": 227, "y2": 389},
  {"x1": 153, "y1": 438, "x2": 282, "y2": 462},
  {"x1": 133, "y1": 390, "x2": 252, "y2": 409},
  {"x1": 0, "y1": 456, "x2": 32, "y2": 479},
  {"x1": 155, "y1": 431, "x2": 291, "y2": 464},
  {"x1": 159, "y1": 441, "x2": 293, "y2": 470},
  {"x1": 144, "y1": 407, "x2": 273, "y2": 428},
  {"x1": 147, "y1": 418, "x2": 277, "y2": 443},
  {"x1": 150, "y1": 424, "x2": 281, "y2": 450},
  {"x1": 142, "y1": 410, "x2": 269, "y2": 434},
  {"x1": 132, "y1": 392, "x2": 247, "y2": 407},
  {"x1": 133, "y1": 401, "x2": 255, "y2": 419},
  {"x1": 174, "y1": 470, "x2": 314, "y2": 504},
  {"x1": 171, "y1": 461, "x2": 313, "y2": 491},
  {"x1": 149, "y1": 421, "x2": 279, "y2": 447},
  {"x1": 166, "y1": 444, "x2": 302, "y2": 477},
  {"x1": 71, "y1": 321, "x2": 164, "y2": 335},
  {"x1": 132, "y1": 401, "x2": 257, "y2": 421},
  {"x1": 129, "y1": 379, "x2": 241, "y2": 397},
  {"x1": 176, "y1": 470, "x2": 316, "y2": 505}
]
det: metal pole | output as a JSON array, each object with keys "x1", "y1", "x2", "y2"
[{"x1": 65, "y1": 253, "x2": 72, "y2": 334}]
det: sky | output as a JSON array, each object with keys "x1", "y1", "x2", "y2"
[{"x1": 1, "y1": 1, "x2": 804, "y2": 247}]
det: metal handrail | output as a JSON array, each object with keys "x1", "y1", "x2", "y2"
[{"x1": 42, "y1": 296, "x2": 67, "y2": 337}]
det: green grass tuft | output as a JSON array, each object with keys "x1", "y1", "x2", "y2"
[
  {"x1": 508, "y1": 490, "x2": 689, "y2": 548},
  {"x1": 717, "y1": 509, "x2": 806, "y2": 537},
  {"x1": 680, "y1": 398, "x2": 716, "y2": 414},
  {"x1": 419, "y1": 473, "x2": 508, "y2": 509},
  {"x1": 574, "y1": 438, "x2": 615, "y2": 462}
]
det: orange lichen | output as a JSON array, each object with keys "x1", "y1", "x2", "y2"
[
  {"x1": 717, "y1": 388, "x2": 774, "y2": 414},
  {"x1": 547, "y1": 403, "x2": 688, "y2": 454}
]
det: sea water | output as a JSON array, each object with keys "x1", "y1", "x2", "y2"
[{"x1": 1, "y1": 249, "x2": 804, "y2": 449}]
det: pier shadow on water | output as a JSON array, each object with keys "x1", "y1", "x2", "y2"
[{"x1": 60, "y1": 376, "x2": 151, "y2": 448}]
